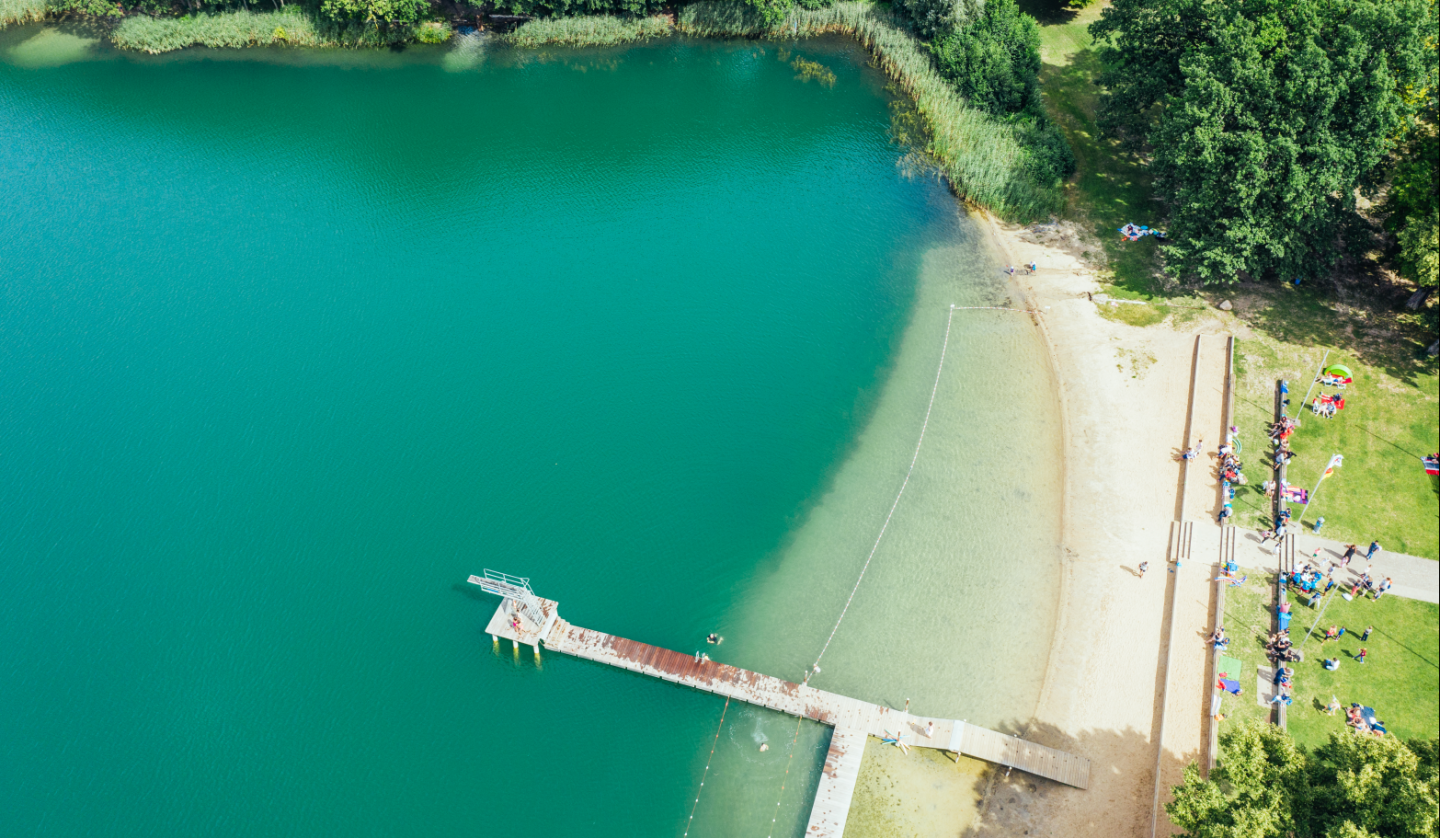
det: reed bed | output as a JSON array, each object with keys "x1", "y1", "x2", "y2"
[
  {"x1": 506, "y1": 14, "x2": 672, "y2": 48},
  {"x1": 110, "y1": 10, "x2": 418, "y2": 53},
  {"x1": 679, "y1": 1, "x2": 1064, "y2": 219},
  {"x1": 1, "y1": 0, "x2": 49, "y2": 28},
  {"x1": 111, "y1": 10, "x2": 321, "y2": 53}
]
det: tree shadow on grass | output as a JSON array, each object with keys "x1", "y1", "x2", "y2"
[
  {"x1": 1039, "y1": 48, "x2": 1182, "y2": 301},
  {"x1": 1221, "y1": 282, "x2": 1439, "y2": 388},
  {"x1": 1016, "y1": 0, "x2": 1083, "y2": 26}
]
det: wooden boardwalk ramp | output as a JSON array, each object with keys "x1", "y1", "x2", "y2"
[{"x1": 508, "y1": 608, "x2": 1090, "y2": 836}]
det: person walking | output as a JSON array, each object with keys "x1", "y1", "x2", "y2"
[
  {"x1": 1355, "y1": 648, "x2": 1368, "y2": 664},
  {"x1": 1375, "y1": 577, "x2": 1393, "y2": 600},
  {"x1": 1138, "y1": 561, "x2": 1149, "y2": 578},
  {"x1": 1366, "y1": 541, "x2": 1382, "y2": 560},
  {"x1": 1361, "y1": 625, "x2": 1373, "y2": 641}
]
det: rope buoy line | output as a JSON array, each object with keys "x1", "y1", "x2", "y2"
[
  {"x1": 681, "y1": 695, "x2": 731, "y2": 838},
  {"x1": 765, "y1": 716, "x2": 807, "y2": 838},
  {"x1": 950, "y1": 305, "x2": 1044, "y2": 313},
  {"x1": 803, "y1": 304, "x2": 959, "y2": 686}
]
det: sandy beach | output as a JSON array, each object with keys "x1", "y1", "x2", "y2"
[{"x1": 971, "y1": 215, "x2": 1232, "y2": 837}]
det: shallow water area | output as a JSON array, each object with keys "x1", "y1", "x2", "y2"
[
  {"x1": 1, "y1": 32, "x2": 1060, "y2": 837},
  {"x1": 1, "y1": 25, "x2": 101, "y2": 67}
]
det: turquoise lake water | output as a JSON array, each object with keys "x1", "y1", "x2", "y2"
[{"x1": 1, "y1": 32, "x2": 1062, "y2": 836}]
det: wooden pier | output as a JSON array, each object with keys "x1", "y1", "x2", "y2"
[{"x1": 471, "y1": 575, "x2": 1090, "y2": 836}]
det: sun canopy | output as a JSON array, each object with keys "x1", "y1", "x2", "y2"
[{"x1": 1325, "y1": 364, "x2": 1352, "y2": 378}]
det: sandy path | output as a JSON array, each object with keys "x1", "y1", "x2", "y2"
[
  {"x1": 1183, "y1": 341, "x2": 1229, "y2": 524},
  {"x1": 966, "y1": 217, "x2": 1228, "y2": 837}
]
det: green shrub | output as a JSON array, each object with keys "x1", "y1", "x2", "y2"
[
  {"x1": 414, "y1": 20, "x2": 450, "y2": 43},
  {"x1": 492, "y1": 0, "x2": 665, "y2": 17},
  {"x1": 507, "y1": 14, "x2": 671, "y2": 48}
]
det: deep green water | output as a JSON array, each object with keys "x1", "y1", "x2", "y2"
[{"x1": 1, "y1": 32, "x2": 1061, "y2": 837}]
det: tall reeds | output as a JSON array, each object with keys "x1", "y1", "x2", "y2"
[
  {"x1": 111, "y1": 10, "x2": 320, "y2": 53},
  {"x1": 109, "y1": 9, "x2": 419, "y2": 53},
  {"x1": 506, "y1": 14, "x2": 672, "y2": 48},
  {"x1": 679, "y1": 1, "x2": 1065, "y2": 219},
  {"x1": 1, "y1": 0, "x2": 50, "y2": 28}
]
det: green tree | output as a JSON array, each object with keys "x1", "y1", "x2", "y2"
[
  {"x1": 1386, "y1": 89, "x2": 1439, "y2": 292},
  {"x1": 320, "y1": 0, "x2": 427, "y2": 24},
  {"x1": 1308, "y1": 732, "x2": 1439, "y2": 838},
  {"x1": 929, "y1": 0, "x2": 1041, "y2": 116},
  {"x1": 1168, "y1": 723, "x2": 1311, "y2": 837},
  {"x1": 892, "y1": 0, "x2": 981, "y2": 39},
  {"x1": 1167, "y1": 723, "x2": 1440, "y2": 837},
  {"x1": 1090, "y1": 0, "x2": 1437, "y2": 283}
]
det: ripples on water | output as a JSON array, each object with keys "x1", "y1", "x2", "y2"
[{"x1": 0, "y1": 31, "x2": 1058, "y2": 837}]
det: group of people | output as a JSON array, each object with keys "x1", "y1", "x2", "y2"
[
  {"x1": 1118, "y1": 223, "x2": 1166, "y2": 241},
  {"x1": 1284, "y1": 561, "x2": 1332, "y2": 595},
  {"x1": 1310, "y1": 393, "x2": 1347, "y2": 418},
  {"x1": 1268, "y1": 416, "x2": 1300, "y2": 444},
  {"x1": 1344, "y1": 703, "x2": 1388, "y2": 736},
  {"x1": 1215, "y1": 432, "x2": 1245, "y2": 522},
  {"x1": 1266, "y1": 629, "x2": 1301, "y2": 664}
]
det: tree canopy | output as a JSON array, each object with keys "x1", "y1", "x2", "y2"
[
  {"x1": 1168, "y1": 723, "x2": 1439, "y2": 838},
  {"x1": 1090, "y1": 0, "x2": 1437, "y2": 284}
]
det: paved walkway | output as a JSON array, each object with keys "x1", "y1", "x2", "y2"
[{"x1": 1195, "y1": 527, "x2": 1438, "y2": 604}]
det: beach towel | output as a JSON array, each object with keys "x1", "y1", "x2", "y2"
[
  {"x1": 1278, "y1": 611, "x2": 1292, "y2": 630},
  {"x1": 1219, "y1": 679, "x2": 1242, "y2": 695},
  {"x1": 1218, "y1": 655, "x2": 1244, "y2": 679}
]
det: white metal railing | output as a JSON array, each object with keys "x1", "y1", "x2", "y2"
[{"x1": 468, "y1": 569, "x2": 545, "y2": 626}]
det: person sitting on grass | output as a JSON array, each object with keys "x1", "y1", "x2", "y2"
[{"x1": 1324, "y1": 658, "x2": 1340, "y2": 671}]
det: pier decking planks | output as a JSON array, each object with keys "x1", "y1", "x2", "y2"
[{"x1": 485, "y1": 600, "x2": 1090, "y2": 835}]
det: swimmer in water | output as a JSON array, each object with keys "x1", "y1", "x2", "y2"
[
  {"x1": 707, "y1": 633, "x2": 722, "y2": 644},
  {"x1": 759, "y1": 743, "x2": 769, "y2": 752}
]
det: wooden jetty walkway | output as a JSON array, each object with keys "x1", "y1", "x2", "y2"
[{"x1": 471, "y1": 572, "x2": 1090, "y2": 837}]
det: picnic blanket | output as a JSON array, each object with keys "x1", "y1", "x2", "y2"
[
  {"x1": 1218, "y1": 678, "x2": 1243, "y2": 695},
  {"x1": 1217, "y1": 655, "x2": 1245, "y2": 680}
]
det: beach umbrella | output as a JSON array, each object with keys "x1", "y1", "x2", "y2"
[{"x1": 1325, "y1": 364, "x2": 1352, "y2": 378}]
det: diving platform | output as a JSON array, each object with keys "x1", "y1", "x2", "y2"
[{"x1": 470, "y1": 573, "x2": 1090, "y2": 836}]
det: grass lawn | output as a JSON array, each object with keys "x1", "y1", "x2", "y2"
[
  {"x1": 1231, "y1": 324, "x2": 1440, "y2": 559},
  {"x1": 1020, "y1": 0, "x2": 1440, "y2": 558},
  {"x1": 1222, "y1": 577, "x2": 1439, "y2": 749},
  {"x1": 1214, "y1": 579, "x2": 1278, "y2": 731}
]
